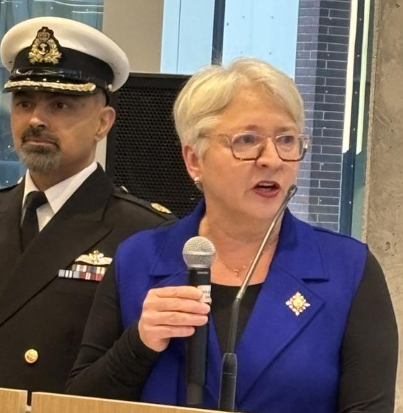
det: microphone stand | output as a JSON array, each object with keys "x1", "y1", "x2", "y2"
[{"x1": 218, "y1": 185, "x2": 298, "y2": 411}]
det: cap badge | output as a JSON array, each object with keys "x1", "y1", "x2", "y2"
[
  {"x1": 29, "y1": 26, "x2": 62, "y2": 65},
  {"x1": 286, "y1": 292, "x2": 311, "y2": 316}
]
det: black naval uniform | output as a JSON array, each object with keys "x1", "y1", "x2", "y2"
[{"x1": 0, "y1": 165, "x2": 174, "y2": 396}]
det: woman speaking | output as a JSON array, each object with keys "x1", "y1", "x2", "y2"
[{"x1": 67, "y1": 57, "x2": 398, "y2": 413}]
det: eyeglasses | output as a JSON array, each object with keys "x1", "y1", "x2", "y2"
[{"x1": 216, "y1": 132, "x2": 310, "y2": 162}]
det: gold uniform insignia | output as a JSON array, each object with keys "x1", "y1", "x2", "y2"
[
  {"x1": 286, "y1": 292, "x2": 311, "y2": 316},
  {"x1": 29, "y1": 26, "x2": 62, "y2": 65},
  {"x1": 151, "y1": 202, "x2": 172, "y2": 214},
  {"x1": 58, "y1": 251, "x2": 113, "y2": 282},
  {"x1": 24, "y1": 349, "x2": 39, "y2": 364},
  {"x1": 75, "y1": 250, "x2": 112, "y2": 266}
]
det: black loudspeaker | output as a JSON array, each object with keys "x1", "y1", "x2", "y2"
[{"x1": 106, "y1": 73, "x2": 203, "y2": 218}]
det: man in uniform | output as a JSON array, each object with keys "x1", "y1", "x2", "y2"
[{"x1": 0, "y1": 17, "x2": 173, "y2": 396}]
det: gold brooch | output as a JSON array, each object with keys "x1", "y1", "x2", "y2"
[
  {"x1": 29, "y1": 26, "x2": 62, "y2": 65},
  {"x1": 75, "y1": 250, "x2": 112, "y2": 266},
  {"x1": 151, "y1": 203, "x2": 172, "y2": 214},
  {"x1": 286, "y1": 292, "x2": 311, "y2": 316}
]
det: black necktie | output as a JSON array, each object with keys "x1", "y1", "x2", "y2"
[{"x1": 21, "y1": 191, "x2": 48, "y2": 250}]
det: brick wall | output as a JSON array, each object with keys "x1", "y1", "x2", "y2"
[{"x1": 290, "y1": 0, "x2": 351, "y2": 231}]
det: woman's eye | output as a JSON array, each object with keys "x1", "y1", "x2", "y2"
[
  {"x1": 234, "y1": 134, "x2": 259, "y2": 145},
  {"x1": 277, "y1": 135, "x2": 296, "y2": 145}
]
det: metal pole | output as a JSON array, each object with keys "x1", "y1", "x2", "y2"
[{"x1": 211, "y1": 0, "x2": 226, "y2": 64}]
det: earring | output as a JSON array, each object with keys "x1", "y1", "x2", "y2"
[{"x1": 194, "y1": 177, "x2": 204, "y2": 192}]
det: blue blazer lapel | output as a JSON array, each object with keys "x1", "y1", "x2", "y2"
[
  {"x1": 230, "y1": 211, "x2": 328, "y2": 406},
  {"x1": 141, "y1": 202, "x2": 207, "y2": 405},
  {"x1": 235, "y1": 266, "x2": 325, "y2": 404},
  {"x1": 146, "y1": 201, "x2": 227, "y2": 408},
  {"x1": 149, "y1": 202, "x2": 205, "y2": 279}
]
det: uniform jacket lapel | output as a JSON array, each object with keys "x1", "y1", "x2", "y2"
[
  {"x1": 0, "y1": 183, "x2": 25, "y2": 293},
  {"x1": 0, "y1": 167, "x2": 114, "y2": 326}
]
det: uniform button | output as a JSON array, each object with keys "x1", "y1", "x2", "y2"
[{"x1": 24, "y1": 349, "x2": 39, "y2": 364}]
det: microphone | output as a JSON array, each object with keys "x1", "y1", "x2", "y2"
[
  {"x1": 218, "y1": 185, "x2": 298, "y2": 411},
  {"x1": 183, "y1": 236, "x2": 216, "y2": 408}
]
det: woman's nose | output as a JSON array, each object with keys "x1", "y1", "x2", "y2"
[{"x1": 255, "y1": 138, "x2": 283, "y2": 167}]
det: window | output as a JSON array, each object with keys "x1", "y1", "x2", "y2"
[{"x1": 160, "y1": 0, "x2": 371, "y2": 234}]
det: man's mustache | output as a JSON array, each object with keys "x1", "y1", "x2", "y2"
[{"x1": 21, "y1": 127, "x2": 59, "y2": 145}]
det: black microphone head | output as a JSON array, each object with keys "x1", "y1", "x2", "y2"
[{"x1": 183, "y1": 236, "x2": 216, "y2": 269}]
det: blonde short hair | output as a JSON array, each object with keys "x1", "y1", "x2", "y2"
[{"x1": 174, "y1": 57, "x2": 305, "y2": 157}]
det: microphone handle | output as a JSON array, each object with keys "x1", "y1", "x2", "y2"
[
  {"x1": 186, "y1": 267, "x2": 211, "y2": 407},
  {"x1": 218, "y1": 352, "x2": 237, "y2": 411}
]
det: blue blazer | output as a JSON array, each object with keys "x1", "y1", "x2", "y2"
[{"x1": 115, "y1": 202, "x2": 367, "y2": 413}]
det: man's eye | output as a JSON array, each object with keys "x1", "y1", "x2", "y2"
[
  {"x1": 16, "y1": 101, "x2": 30, "y2": 108},
  {"x1": 233, "y1": 133, "x2": 259, "y2": 145},
  {"x1": 55, "y1": 102, "x2": 70, "y2": 109}
]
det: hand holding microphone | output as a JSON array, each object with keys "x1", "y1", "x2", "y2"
[
  {"x1": 138, "y1": 285, "x2": 211, "y2": 352},
  {"x1": 138, "y1": 236, "x2": 215, "y2": 354}
]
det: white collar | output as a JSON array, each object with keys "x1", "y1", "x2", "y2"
[{"x1": 22, "y1": 162, "x2": 98, "y2": 214}]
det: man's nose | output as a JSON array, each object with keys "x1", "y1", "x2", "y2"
[{"x1": 28, "y1": 105, "x2": 48, "y2": 128}]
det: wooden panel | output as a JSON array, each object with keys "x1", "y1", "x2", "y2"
[
  {"x1": 31, "y1": 393, "x2": 218, "y2": 413},
  {"x1": 0, "y1": 388, "x2": 27, "y2": 413}
]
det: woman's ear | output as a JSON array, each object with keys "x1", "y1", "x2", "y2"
[{"x1": 182, "y1": 144, "x2": 202, "y2": 181}]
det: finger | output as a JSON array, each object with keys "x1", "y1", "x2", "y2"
[
  {"x1": 146, "y1": 296, "x2": 210, "y2": 315},
  {"x1": 156, "y1": 311, "x2": 209, "y2": 327},
  {"x1": 141, "y1": 307, "x2": 209, "y2": 327},
  {"x1": 139, "y1": 324, "x2": 197, "y2": 352},
  {"x1": 144, "y1": 287, "x2": 210, "y2": 314},
  {"x1": 155, "y1": 286, "x2": 204, "y2": 300},
  {"x1": 148, "y1": 325, "x2": 198, "y2": 339}
]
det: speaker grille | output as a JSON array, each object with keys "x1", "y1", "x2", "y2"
[{"x1": 107, "y1": 74, "x2": 202, "y2": 218}]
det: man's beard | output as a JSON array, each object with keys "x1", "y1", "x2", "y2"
[{"x1": 17, "y1": 127, "x2": 61, "y2": 173}]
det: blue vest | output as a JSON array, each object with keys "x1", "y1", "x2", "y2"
[{"x1": 115, "y1": 202, "x2": 367, "y2": 413}]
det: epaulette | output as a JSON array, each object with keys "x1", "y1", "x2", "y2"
[
  {"x1": 0, "y1": 183, "x2": 19, "y2": 193},
  {"x1": 113, "y1": 186, "x2": 174, "y2": 220}
]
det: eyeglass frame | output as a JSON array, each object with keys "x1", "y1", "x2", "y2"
[{"x1": 206, "y1": 131, "x2": 310, "y2": 162}]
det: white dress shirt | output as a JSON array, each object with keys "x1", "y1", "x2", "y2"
[{"x1": 21, "y1": 162, "x2": 98, "y2": 231}]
